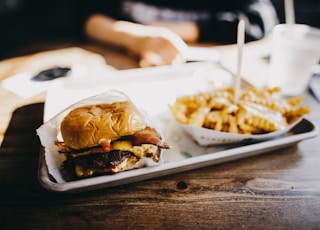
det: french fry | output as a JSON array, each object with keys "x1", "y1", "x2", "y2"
[{"x1": 170, "y1": 86, "x2": 310, "y2": 135}]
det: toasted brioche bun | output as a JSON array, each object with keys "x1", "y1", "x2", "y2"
[{"x1": 60, "y1": 101, "x2": 147, "y2": 149}]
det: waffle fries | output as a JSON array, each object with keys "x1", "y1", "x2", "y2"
[{"x1": 169, "y1": 87, "x2": 310, "y2": 135}]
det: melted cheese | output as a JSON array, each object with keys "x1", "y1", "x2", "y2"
[
  {"x1": 111, "y1": 141, "x2": 158, "y2": 158},
  {"x1": 110, "y1": 140, "x2": 133, "y2": 151},
  {"x1": 75, "y1": 165, "x2": 94, "y2": 177}
]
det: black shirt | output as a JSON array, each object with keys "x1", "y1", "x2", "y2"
[{"x1": 80, "y1": 0, "x2": 279, "y2": 43}]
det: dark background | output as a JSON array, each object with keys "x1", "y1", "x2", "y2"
[
  {"x1": 0, "y1": 0, "x2": 83, "y2": 59},
  {"x1": 0, "y1": 0, "x2": 319, "y2": 60},
  {"x1": 272, "y1": 0, "x2": 320, "y2": 26}
]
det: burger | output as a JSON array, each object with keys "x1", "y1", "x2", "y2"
[{"x1": 54, "y1": 100, "x2": 170, "y2": 178}]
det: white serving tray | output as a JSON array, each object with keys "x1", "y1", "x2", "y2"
[{"x1": 38, "y1": 62, "x2": 318, "y2": 193}]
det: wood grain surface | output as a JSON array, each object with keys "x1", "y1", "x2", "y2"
[{"x1": 0, "y1": 42, "x2": 319, "y2": 230}]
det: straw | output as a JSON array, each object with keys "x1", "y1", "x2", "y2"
[
  {"x1": 284, "y1": 0, "x2": 295, "y2": 25},
  {"x1": 234, "y1": 20, "x2": 245, "y2": 104}
]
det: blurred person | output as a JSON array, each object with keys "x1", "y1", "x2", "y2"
[{"x1": 82, "y1": 0, "x2": 279, "y2": 67}]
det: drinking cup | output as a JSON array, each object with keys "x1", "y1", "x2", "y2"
[{"x1": 268, "y1": 24, "x2": 320, "y2": 96}]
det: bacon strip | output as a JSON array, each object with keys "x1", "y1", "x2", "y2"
[
  {"x1": 122, "y1": 127, "x2": 170, "y2": 149},
  {"x1": 55, "y1": 127, "x2": 170, "y2": 157}
]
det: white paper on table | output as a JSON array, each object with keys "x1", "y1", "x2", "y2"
[
  {"x1": 186, "y1": 47, "x2": 221, "y2": 62},
  {"x1": 1, "y1": 72, "x2": 53, "y2": 98},
  {"x1": 1, "y1": 64, "x2": 91, "y2": 98}
]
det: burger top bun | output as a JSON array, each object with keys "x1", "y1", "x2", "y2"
[{"x1": 60, "y1": 101, "x2": 147, "y2": 149}]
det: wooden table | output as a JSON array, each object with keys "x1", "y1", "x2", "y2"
[{"x1": 0, "y1": 41, "x2": 320, "y2": 230}]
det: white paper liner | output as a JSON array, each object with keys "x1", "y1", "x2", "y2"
[
  {"x1": 175, "y1": 117, "x2": 303, "y2": 146},
  {"x1": 36, "y1": 89, "x2": 166, "y2": 183}
]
